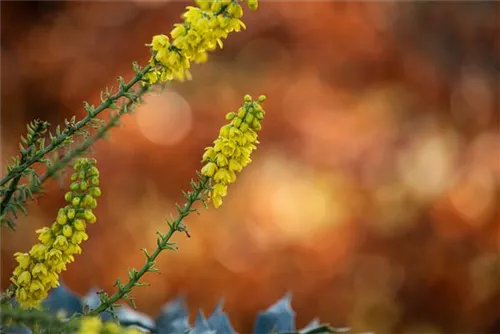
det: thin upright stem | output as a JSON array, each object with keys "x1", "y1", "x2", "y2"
[
  {"x1": 88, "y1": 176, "x2": 209, "y2": 316},
  {"x1": 0, "y1": 64, "x2": 151, "y2": 188}
]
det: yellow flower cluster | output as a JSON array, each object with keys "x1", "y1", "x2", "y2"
[
  {"x1": 77, "y1": 316, "x2": 145, "y2": 334},
  {"x1": 10, "y1": 158, "x2": 101, "y2": 309},
  {"x1": 201, "y1": 94, "x2": 266, "y2": 208},
  {"x1": 144, "y1": 0, "x2": 259, "y2": 84}
]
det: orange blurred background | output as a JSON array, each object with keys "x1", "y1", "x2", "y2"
[{"x1": 1, "y1": 1, "x2": 499, "y2": 333}]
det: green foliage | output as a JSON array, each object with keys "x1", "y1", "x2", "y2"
[{"x1": 1, "y1": 288, "x2": 351, "y2": 334}]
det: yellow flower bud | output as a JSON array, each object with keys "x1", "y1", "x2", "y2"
[
  {"x1": 171, "y1": 24, "x2": 187, "y2": 39},
  {"x1": 237, "y1": 107, "x2": 246, "y2": 118},
  {"x1": 201, "y1": 162, "x2": 218, "y2": 177},
  {"x1": 89, "y1": 187, "x2": 101, "y2": 197},
  {"x1": 212, "y1": 183, "x2": 227, "y2": 197},
  {"x1": 82, "y1": 194, "x2": 94, "y2": 208},
  {"x1": 232, "y1": 118, "x2": 242, "y2": 128},
  {"x1": 32, "y1": 263, "x2": 48, "y2": 277},
  {"x1": 245, "y1": 113, "x2": 254, "y2": 124},
  {"x1": 54, "y1": 235, "x2": 69, "y2": 249},
  {"x1": 215, "y1": 153, "x2": 228, "y2": 167},
  {"x1": 88, "y1": 166, "x2": 99, "y2": 177},
  {"x1": 152, "y1": 34, "x2": 169, "y2": 51},
  {"x1": 17, "y1": 271, "x2": 32, "y2": 285},
  {"x1": 64, "y1": 192, "x2": 73, "y2": 202},
  {"x1": 90, "y1": 176, "x2": 99, "y2": 186},
  {"x1": 219, "y1": 125, "x2": 231, "y2": 138},
  {"x1": 229, "y1": 159, "x2": 243, "y2": 172},
  {"x1": 72, "y1": 231, "x2": 89, "y2": 244},
  {"x1": 67, "y1": 208, "x2": 76, "y2": 220},
  {"x1": 72, "y1": 197, "x2": 81, "y2": 207},
  {"x1": 83, "y1": 210, "x2": 97, "y2": 224},
  {"x1": 213, "y1": 196, "x2": 223, "y2": 208},
  {"x1": 29, "y1": 280, "x2": 45, "y2": 293},
  {"x1": 63, "y1": 225, "x2": 73, "y2": 238},
  {"x1": 15, "y1": 253, "x2": 31, "y2": 269},
  {"x1": 214, "y1": 168, "x2": 232, "y2": 183},
  {"x1": 240, "y1": 123, "x2": 249, "y2": 132},
  {"x1": 244, "y1": 94, "x2": 252, "y2": 102},
  {"x1": 202, "y1": 147, "x2": 216, "y2": 162},
  {"x1": 74, "y1": 219, "x2": 86, "y2": 231},
  {"x1": 57, "y1": 213, "x2": 68, "y2": 225},
  {"x1": 37, "y1": 228, "x2": 54, "y2": 245},
  {"x1": 225, "y1": 112, "x2": 236, "y2": 120}
]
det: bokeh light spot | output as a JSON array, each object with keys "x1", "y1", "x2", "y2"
[{"x1": 136, "y1": 91, "x2": 192, "y2": 146}]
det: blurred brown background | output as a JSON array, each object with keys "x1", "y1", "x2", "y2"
[{"x1": 1, "y1": 1, "x2": 499, "y2": 333}]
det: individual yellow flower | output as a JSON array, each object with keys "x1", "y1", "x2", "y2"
[
  {"x1": 201, "y1": 94, "x2": 266, "y2": 208},
  {"x1": 10, "y1": 158, "x2": 102, "y2": 309}
]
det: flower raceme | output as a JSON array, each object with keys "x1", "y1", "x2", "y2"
[
  {"x1": 10, "y1": 158, "x2": 101, "y2": 309},
  {"x1": 144, "y1": 0, "x2": 259, "y2": 84},
  {"x1": 77, "y1": 316, "x2": 144, "y2": 334},
  {"x1": 201, "y1": 94, "x2": 266, "y2": 208}
]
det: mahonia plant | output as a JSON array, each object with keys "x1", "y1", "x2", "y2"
[
  {"x1": 0, "y1": 0, "x2": 259, "y2": 230},
  {"x1": 0, "y1": 1, "x2": 342, "y2": 334},
  {"x1": 9, "y1": 158, "x2": 101, "y2": 309}
]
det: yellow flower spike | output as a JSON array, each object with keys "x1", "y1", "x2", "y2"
[
  {"x1": 145, "y1": 0, "x2": 259, "y2": 85},
  {"x1": 201, "y1": 94, "x2": 266, "y2": 208},
  {"x1": 10, "y1": 158, "x2": 101, "y2": 309},
  {"x1": 77, "y1": 316, "x2": 146, "y2": 334}
]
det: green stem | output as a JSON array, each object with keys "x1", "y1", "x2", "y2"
[
  {"x1": 0, "y1": 121, "x2": 47, "y2": 224},
  {"x1": 88, "y1": 176, "x2": 209, "y2": 316},
  {"x1": 0, "y1": 286, "x2": 15, "y2": 305},
  {"x1": 0, "y1": 64, "x2": 152, "y2": 188},
  {"x1": 38, "y1": 85, "x2": 149, "y2": 188}
]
